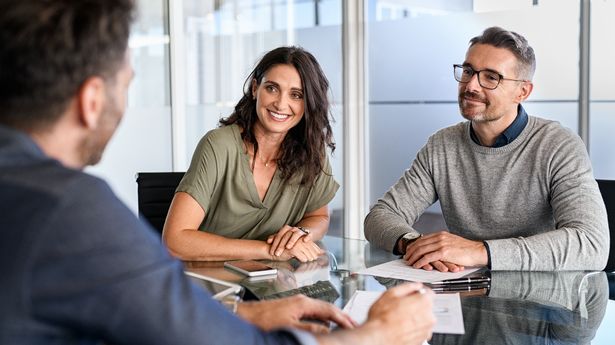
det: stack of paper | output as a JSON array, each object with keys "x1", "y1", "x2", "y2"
[
  {"x1": 342, "y1": 290, "x2": 465, "y2": 334},
  {"x1": 357, "y1": 259, "x2": 479, "y2": 283}
]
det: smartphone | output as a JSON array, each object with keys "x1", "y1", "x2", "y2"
[{"x1": 224, "y1": 260, "x2": 278, "y2": 277}]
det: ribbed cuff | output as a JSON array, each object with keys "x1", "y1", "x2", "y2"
[
  {"x1": 392, "y1": 234, "x2": 406, "y2": 255},
  {"x1": 483, "y1": 241, "x2": 492, "y2": 270}
]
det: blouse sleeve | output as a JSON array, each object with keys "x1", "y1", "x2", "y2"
[
  {"x1": 176, "y1": 130, "x2": 220, "y2": 213},
  {"x1": 305, "y1": 155, "x2": 339, "y2": 213}
]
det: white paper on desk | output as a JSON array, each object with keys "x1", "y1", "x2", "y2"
[
  {"x1": 356, "y1": 259, "x2": 479, "y2": 283},
  {"x1": 343, "y1": 290, "x2": 465, "y2": 334}
]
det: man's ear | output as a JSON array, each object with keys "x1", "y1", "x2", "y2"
[
  {"x1": 516, "y1": 81, "x2": 534, "y2": 103},
  {"x1": 77, "y1": 76, "x2": 106, "y2": 129}
]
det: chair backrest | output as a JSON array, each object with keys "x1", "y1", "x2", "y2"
[
  {"x1": 136, "y1": 172, "x2": 185, "y2": 234},
  {"x1": 596, "y1": 179, "x2": 615, "y2": 272}
]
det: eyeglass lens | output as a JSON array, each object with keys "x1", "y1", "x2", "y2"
[{"x1": 454, "y1": 65, "x2": 500, "y2": 89}]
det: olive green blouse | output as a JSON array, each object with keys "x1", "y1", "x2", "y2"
[{"x1": 177, "y1": 124, "x2": 339, "y2": 241}]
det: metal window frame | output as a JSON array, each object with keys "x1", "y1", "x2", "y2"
[
  {"x1": 579, "y1": 0, "x2": 590, "y2": 151},
  {"x1": 169, "y1": 0, "x2": 188, "y2": 171},
  {"x1": 342, "y1": 0, "x2": 368, "y2": 239}
]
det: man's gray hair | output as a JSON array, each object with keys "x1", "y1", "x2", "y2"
[{"x1": 470, "y1": 26, "x2": 536, "y2": 80}]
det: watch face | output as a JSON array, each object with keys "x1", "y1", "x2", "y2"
[{"x1": 403, "y1": 233, "x2": 421, "y2": 241}]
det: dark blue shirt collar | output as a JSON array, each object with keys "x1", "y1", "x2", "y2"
[
  {"x1": 470, "y1": 105, "x2": 528, "y2": 148},
  {"x1": 0, "y1": 124, "x2": 48, "y2": 165}
]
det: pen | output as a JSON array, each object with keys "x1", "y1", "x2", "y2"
[
  {"x1": 431, "y1": 283, "x2": 490, "y2": 292},
  {"x1": 428, "y1": 276, "x2": 491, "y2": 286}
]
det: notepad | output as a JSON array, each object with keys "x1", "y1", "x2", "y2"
[
  {"x1": 343, "y1": 290, "x2": 465, "y2": 334},
  {"x1": 356, "y1": 259, "x2": 480, "y2": 283}
]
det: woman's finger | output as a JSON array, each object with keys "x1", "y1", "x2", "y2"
[
  {"x1": 270, "y1": 226, "x2": 291, "y2": 255},
  {"x1": 285, "y1": 228, "x2": 307, "y2": 249},
  {"x1": 274, "y1": 231, "x2": 294, "y2": 256}
]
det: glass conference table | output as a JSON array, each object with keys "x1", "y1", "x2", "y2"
[{"x1": 184, "y1": 236, "x2": 615, "y2": 345}]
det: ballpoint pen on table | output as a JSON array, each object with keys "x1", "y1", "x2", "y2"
[
  {"x1": 431, "y1": 283, "x2": 490, "y2": 292},
  {"x1": 428, "y1": 276, "x2": 491, "y2": 286}
]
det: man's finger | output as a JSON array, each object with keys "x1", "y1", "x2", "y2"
[
  {"x1": 443, "y1": 261, "x2": 463, "y2": 272},
  {"x1": 422, "y1": 263, "x2": 434, "y2": 271},
  {"x1": 413, "y1": 251, "x2": 443, "y2": 269},
  {"x1": 293, "y1": 321, "x2": 330, "y2": 334},
  {"x1": 383, "y1": 282, "x2": 427, "y2": 298},
  {"x1": 431, "y1": 260, "x2": 449, "y2": 272},
  {"x1": 301, "y1": 299, "x2": 356, "y2": 330},
  {"x1": 405, "y1": 242, "x2": 442, "y2": 264}
]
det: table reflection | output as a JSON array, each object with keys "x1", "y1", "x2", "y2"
[
  {"x1": 430, "y1": 272, "x2": 608, "y2": 345},
  {"x1": 183, "y1": 236, "x2": 614, "y2": 344}
]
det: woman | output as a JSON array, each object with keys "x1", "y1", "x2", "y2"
[{"x1": 163, "y1": 46, "x2": 338, "y2": 262}]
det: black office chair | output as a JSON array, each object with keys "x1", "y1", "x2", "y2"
[
  {"x1": 596, "y1": 179, "x2": 615, "y2": 272},
  {"x1": 136, "y1": 172, "x2": 185, "y2": 234}
]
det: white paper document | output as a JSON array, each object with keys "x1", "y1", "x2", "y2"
[
  {"x1": 343, "y1": 290, "x2": 465, "y2": 334},
  {"x1": 356, "y1": 259, "x2": 479, "y2": 283}
]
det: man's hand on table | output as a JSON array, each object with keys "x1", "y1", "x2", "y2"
[
  {"x1": 237, "y1": 294, "x2": 356, "y2": 334},
  {"x1": 402, "y1": 231, "x2": 488, "y2": 272}
]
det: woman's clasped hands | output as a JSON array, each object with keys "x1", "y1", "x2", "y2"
[{"x1": 267, "y1": 225, "x2": 323, "y2": 262}]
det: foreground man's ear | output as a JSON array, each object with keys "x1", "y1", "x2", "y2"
[{"x1": 78, "y1": 76, "x2": 107, "y2": 130}]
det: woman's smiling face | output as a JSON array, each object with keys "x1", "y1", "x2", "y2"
[{"x1": 252, "y1": 64, "x2": 305, "y2": 137}]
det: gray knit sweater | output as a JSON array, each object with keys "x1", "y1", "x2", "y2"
[{"x1": 364, "y1": 116, "x2": 609, "y2": 271}]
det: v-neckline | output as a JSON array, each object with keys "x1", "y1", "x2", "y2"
[{"x1": 233, "y1": 125, "x2": 280, "y2": 207}]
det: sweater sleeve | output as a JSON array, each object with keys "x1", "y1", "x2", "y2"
[
  {"x1": 364, "y1": 139, "x2": 439, "y2": 252},
  {"x1": 485, "y1": 130, "x2": 609, "y2": 271}
]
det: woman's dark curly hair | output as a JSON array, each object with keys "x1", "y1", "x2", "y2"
[{"x1": 220, "y1": 46, "x2": 335, "y2": 185}]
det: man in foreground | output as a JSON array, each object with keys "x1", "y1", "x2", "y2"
[
  {"x1": 0, "y1": 1, "x2": 434, "y2": 344},
  {"x1": 365, "y1": 26, "x2": 609, "y2": 272}
]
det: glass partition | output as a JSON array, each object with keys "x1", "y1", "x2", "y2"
[
  {"x1": 87, "y1": 0, "x2": 173, "y2": 214},
  {"x1": 590, "y1": 0, "x2": 615, "y2": 180},
  {"x1": 367, "y1": 0, "x2": 581, "y2": 207},
  {"x1": 181, "y1": 0, "x2": 345, "y2": 234}
]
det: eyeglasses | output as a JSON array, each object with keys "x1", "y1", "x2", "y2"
[{"x1": 453, "y1": 64, "x2": 528, "y2": 90}]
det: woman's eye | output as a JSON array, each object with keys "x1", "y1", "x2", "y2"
[
  {"x1": 292, "y1": 93, "x2": 303, "y2": 99},
  {"x1": 266, "y1": 85, "x2": 277, "y2": 92}
]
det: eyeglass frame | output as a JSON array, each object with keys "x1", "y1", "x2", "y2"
[{"x1": 453, "y1": 64, "x2": 529, "y2": 90}]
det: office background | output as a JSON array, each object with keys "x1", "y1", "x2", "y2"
[{"x1": 87, "y1": 0, "x2": 615, "y2": 239}]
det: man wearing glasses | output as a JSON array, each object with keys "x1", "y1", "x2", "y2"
[{"x1": 365, "y1": 26, "x2": 609, "y2": 272}]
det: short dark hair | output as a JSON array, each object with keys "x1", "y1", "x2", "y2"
[
  {"x1": 220, "y1": 46, "x2": 335, "y2": 186},
  {"x1": 0, "y1": 0, "x2": 135, "y2": 130},
  {"x1": 469, "y1": 26, "x2": 536, "y2": 80}
]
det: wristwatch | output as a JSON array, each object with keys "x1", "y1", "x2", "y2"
[
  {"x1": 297, "y1": 226, "x2": 310, "y2": 235},
  {"x1": 397, "y1": 232, "x2": 422, "y2": 255}
]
